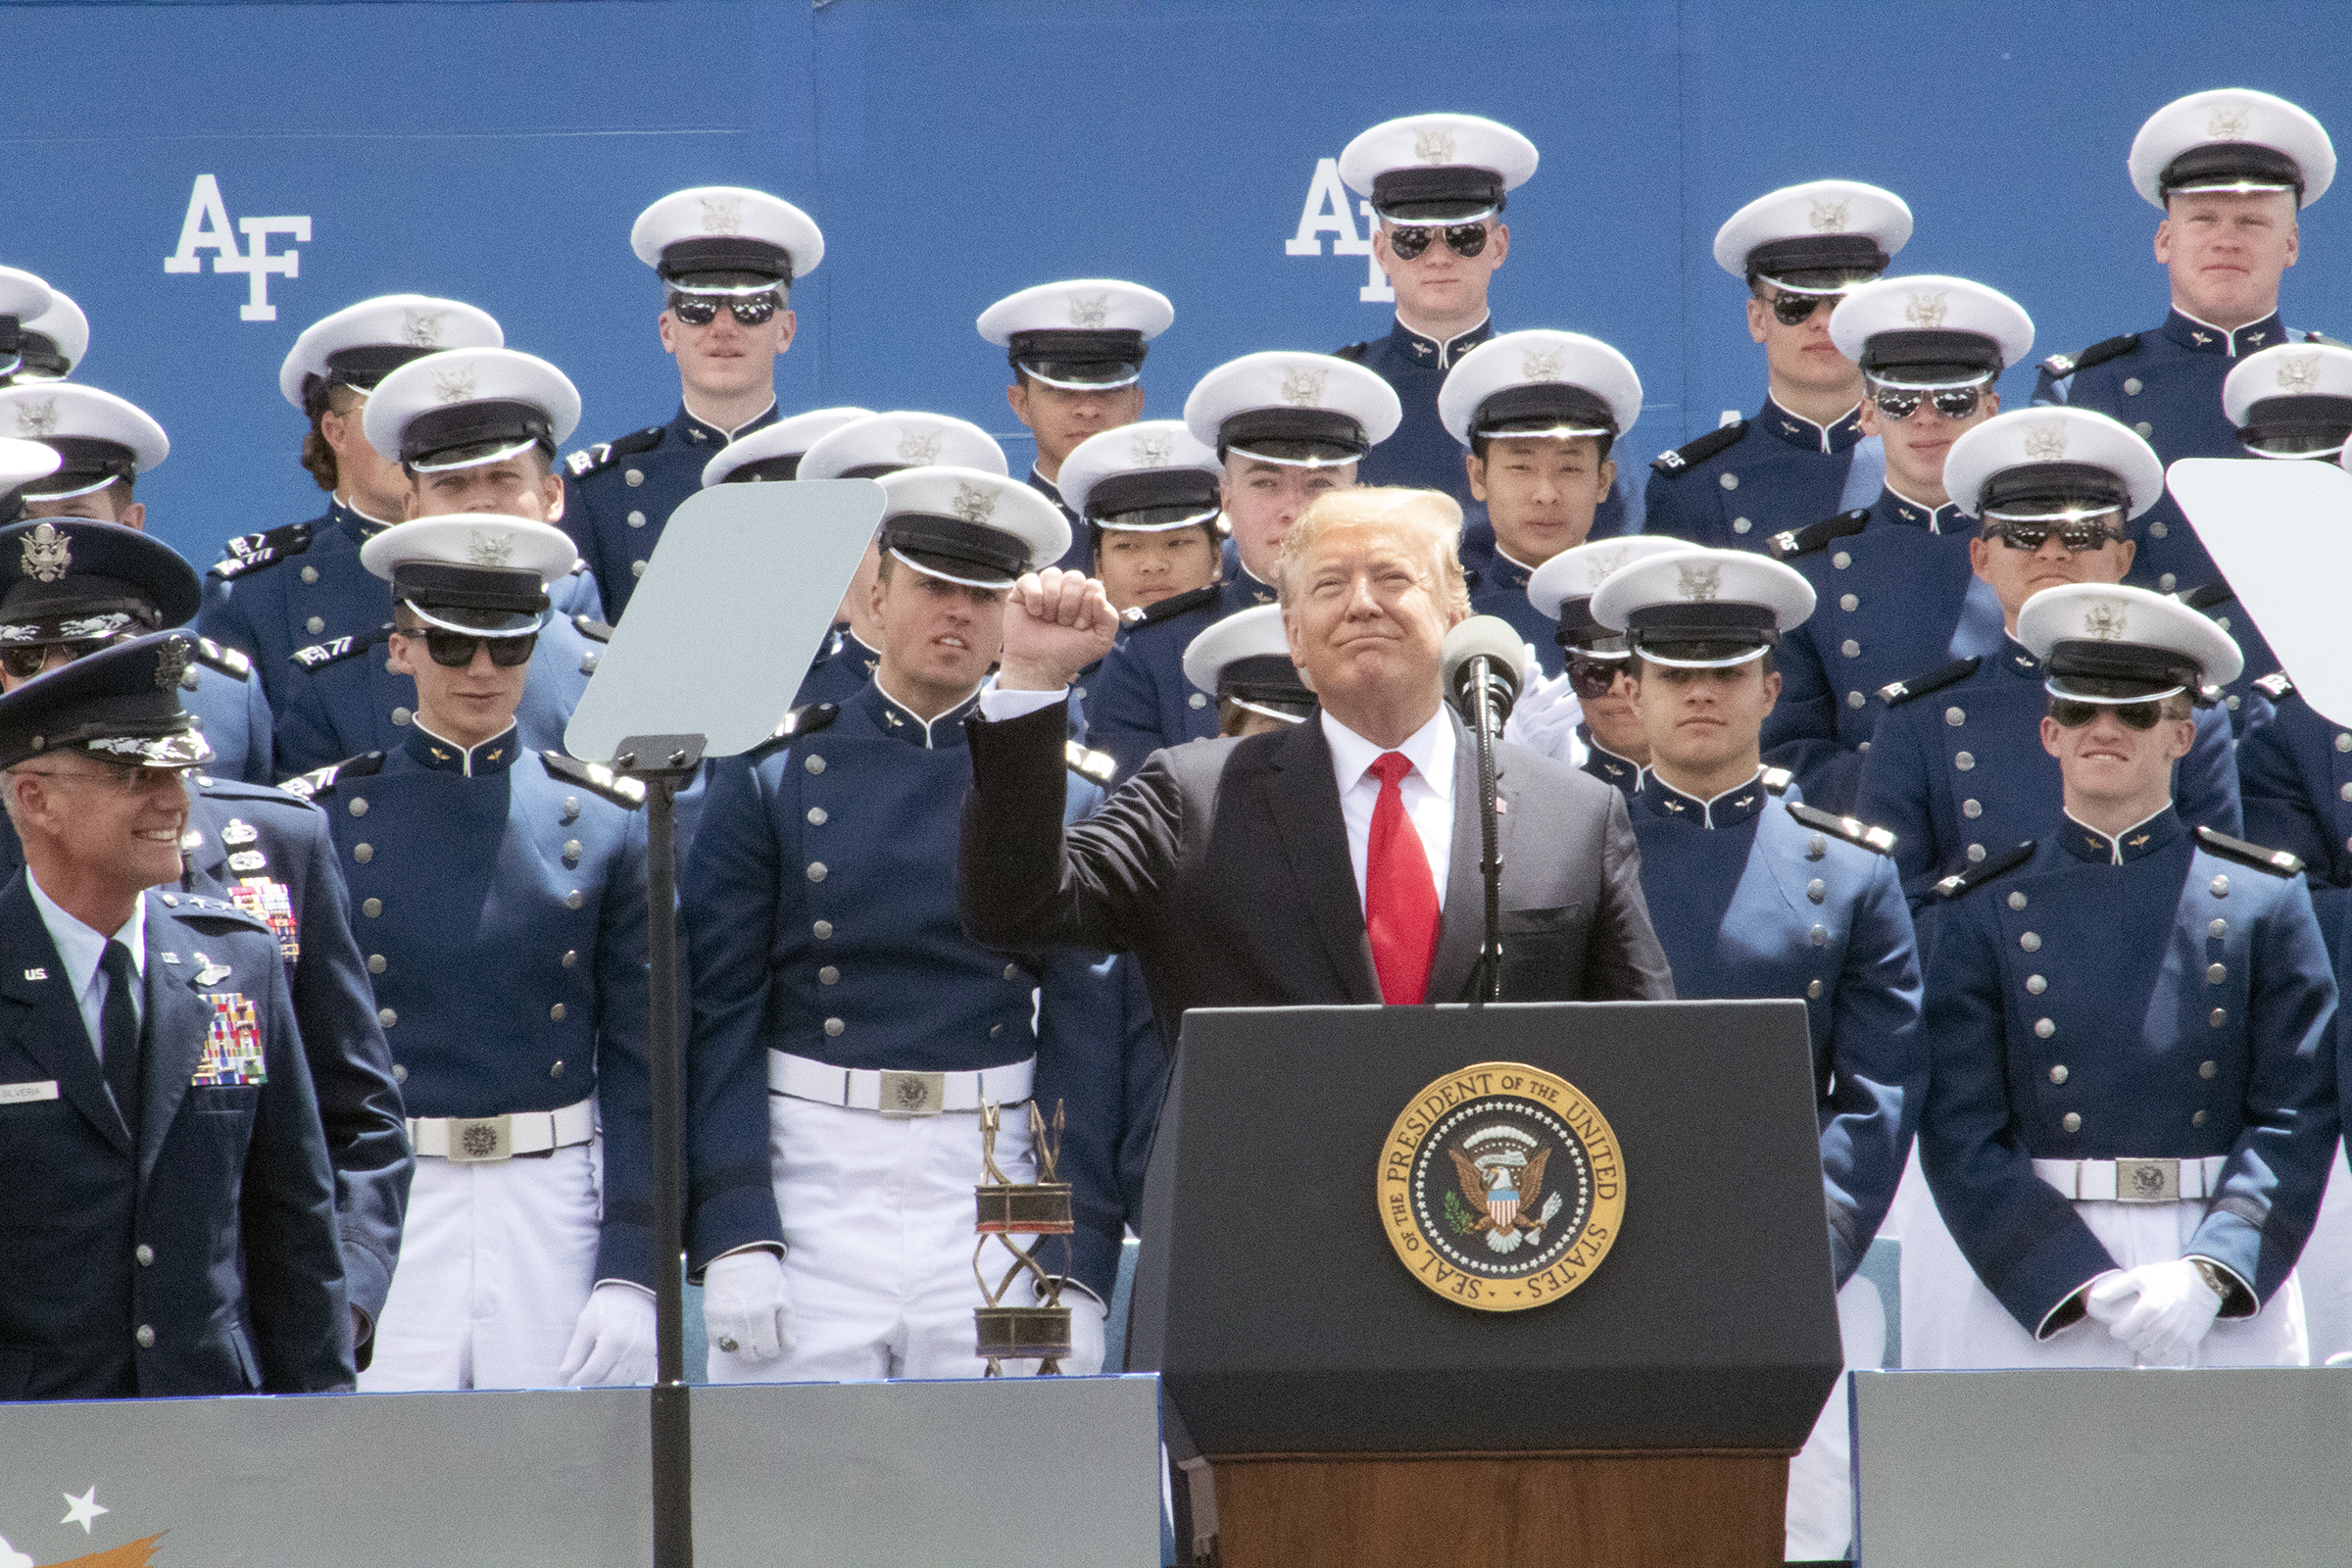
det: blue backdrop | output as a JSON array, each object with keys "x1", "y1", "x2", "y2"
[{"x1": 3, "y1": 0, "x2": 2347, "y2": 569}]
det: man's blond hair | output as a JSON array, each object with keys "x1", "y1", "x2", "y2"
[{"x1": 1273, "y1": 487, "x2": 1471, "y2": 618}]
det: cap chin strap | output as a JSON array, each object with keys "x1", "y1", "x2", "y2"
[
  {"x1": 1223, "y1": 443, "x2": 1359, "y2": 470},
  {"x1": 407, "y1": 436, "x2": 544, "y2": 475},
  {"x1": 1096, "y1": 505, "x2": 1221, "y2": 534},
  {"x1": 1633, "y1": 640, "x2": 1774, "y2": 670},
  {"x1": 19, "y1": 472, "x2": 118, "y2": 504},
  {"x1": 2043, "y1": 677, "x2": 2188, "y2": 705},
  {"x1": 400, "y1": 600, "x2": 547, "y2": 638},
  {"x1": 885, "y1": 547, "x2": 1017, "y2": 593},
  {"x1": 1019, "y1": 365, "x2": 1143, "y2": 392}
]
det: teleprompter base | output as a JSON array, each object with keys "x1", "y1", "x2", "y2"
[{"x1": 1198, "y1": 1449, "x2": 1788, "y2": 1568}]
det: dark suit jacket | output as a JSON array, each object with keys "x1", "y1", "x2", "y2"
[
  {"x1": 959, "y1": 701, "x2": 1674, "y2": 1044},
  {"x1": 0, "y1": 875, "x2": 353, "y2": 1399}
]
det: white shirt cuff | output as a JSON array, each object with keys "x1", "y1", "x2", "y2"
[{"x1": 978, "y1": 683, "x2": 1068, "y2": 722}]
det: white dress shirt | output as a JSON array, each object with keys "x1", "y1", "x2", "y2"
[
  {"x1": 26, "y1": 871, "x2": 144, "y2": 1060},
  {"x1": 1321, "y1": 709, "x2": 1455, "y2": 912}
]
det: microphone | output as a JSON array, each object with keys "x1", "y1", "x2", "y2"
[{"x1": 1442, "y1": 615, "x2": 1526, "y2": 732}]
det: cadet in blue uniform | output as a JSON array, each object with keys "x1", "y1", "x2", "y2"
[
  {"x1": 564, "y1": 186, "x2": 821, "y2": 619},
  {"x1": 8, "y1": 283, "x2": 85, "y2": 386},
  {"x1": 684, "y1": 465, "x2": 1113, "y2": 1381},
  {"x1": 198, "y1": 293, "x2": 530, "y2": 739},
  {"x1": 1762, "y1": 275, "x2": 2034, "y2": 811},
  {"x1": 1437, "y1": 329, "x2": 1642, "y2": 670},
  {"x1": 296, "y1": 515, "x2": 655, "y2": 1392},
  {"x1": 1055, "y1": 419, "x2": 1225, "y2": 621},
  {"x1": 0, "y1": 633, "x2": 352, "y2": 1398},
  {"x1": 0, "y1": 516, "x2": 411, "y2": 1359},
  {"x1": 1085, "y1": 351, "x2": 1398, "y2": 777},
  {"x1": 1182, "y1": 603, "x2": 1314, "y2": 738},
  {"x1": 1591, "y1": 547, "x2": 1921, "y2": 1561},
  {"x1": 270, "y1": 345, "x2": 610, "y2": 778},
  {"x1": 2033, "y1": 90, "x2": 2335, "y2": 613},
  {"x1": 1512, "y1": 536, "x2": 1694, "y2": 791},
  {"x1": 1914, "y1": 583, "x2": 2337, "y2": 1369},
  {"x1": 0, "y1": 381, "x2": 273, "y2": 782},
  {"x1": 789, "y1": 411, "x2": 1009, "y2": 710},
  {"x1": 1859, "y1": 408, "x2": 2240, "y2": 907},
  {"x1": 979, "y1": 278, "x2": 1171, "y2": 571},
  {"x1": 1645, "y1": 181, "x2": 1911, "y2": 553}
]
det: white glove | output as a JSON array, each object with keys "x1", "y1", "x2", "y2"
[
  {"x1": 1503, "y1": 666, "x2": 1584, "y2": 762},
  {"x1": 558, "y1": 1281, "x2": 659, "y2": 1386},
  {"x1": 2084, "y1": 1259, "x2": 2224, "y2": 1365},
  {"x1": 703, "y1": 1249, "x2": 795, "y2": 1365}
]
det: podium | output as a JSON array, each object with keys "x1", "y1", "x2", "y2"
[{"x1": 1129, "y1": 1002, "x2": 1840, "y2": 1568}]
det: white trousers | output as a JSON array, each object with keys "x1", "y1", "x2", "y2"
[
  {"x1": 708, "y1": 1096, "x2": 1105, "y2": 1384},
  {"x1": 2296, "y1": 1141, "x2": 2352, "y2": 1363},
  {"x1": 1784, "y1": 1274, "x2": 1884, "y2": 1561},
  {"x1": 359, "y1": 1141, "x2": 603, "y2": 1392}
]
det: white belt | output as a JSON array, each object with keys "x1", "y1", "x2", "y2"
[
  {"x1": 766, "y1": 1050, "x2": 1034, "y2": 1117},
  {"x1": 2034, "y1": 1154, "x2": 2230, "y2": 1203},
  {"x1": 409, "y1": 1097, "x2": 595, "y2": 1162}
]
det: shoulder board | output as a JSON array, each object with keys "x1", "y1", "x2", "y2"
[
  {"x1": 156, "y1": 890, "x2": 268, "y2": 927},
  {"x1": 2195, "y1": 825, "x2": 2304, "y2": 878},
  {"x1": 2254, "y1": 670, "x2": 2295, "y2": 702},
  {"x1": 750, "y1": 701, "x2": 839, "y2": 760},
  {"x1": 571, "y1": 613, "x2": 614, "y2": 645},
  {"x1": 564, "y1": 424, "x2": 664, "y2": 480},
  {"x1": 1065, "y1": 740, "x2": 1116, "y2": 786},
  {"x1": 1935, "y1": 841, "x2": 2036, "y2": 900},
  {"x1": 1138, "y1": 583, "x2": 1220, "y2": 625},
  {"x1": 2303, "y1": 330, "x2": 2349, "y2": 349},
  {"x1": 1785, "y1": 801, "x2": 1895, "y2": 857},
  {"x1": 278, "y1": 750, "x2": 384, "y2": 803},
  {"x1": 288, "y1": 623, "x2": 392, "y2": 671},
  {"x1": 1332, "y1": 341, "x2": 1371, "y2": 364},
  {"x1": 1650, "y1": 419, "x2": 1747, "y2": 476},
  {"x1": 191, "y1": 636, "x2": 251, "y2": 682},
  {"x1": 1880, "y1": 656, "x2": 1983, "y2": 707},
  {"x1": 207, "y1": 520, "x2": 315, "y2": 582},
  {"x1": 1767, "y1": 508, "x2": 1871, "y2": 563},
  {"x1": 1759, "y1": 765, "x2": 1794, "y2": 796},
  {"x1": 2176, "y1": 578, "x2": 2234, "y2": 613},
  {"x1": 2041, "y1": 333, "x2": 2140, "y2": 381}
]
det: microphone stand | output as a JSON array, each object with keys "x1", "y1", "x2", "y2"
[{"x1": 1468, "y1": 676, "x2": 1504, "y2": 1005}]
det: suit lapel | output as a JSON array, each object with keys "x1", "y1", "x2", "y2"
[
  {"x1": 1427, "y1": 713, "x2": 1498, "y2": 1004},
  {"x1": 0, "y1": 872, "x2": 132, "y2": 1156},
  {"x1": 1255, "y1": 721, "x2": 1381, "y2": 1003},
  {"x1": 139, "y1": 899, "x2": 215, "y2": 1186}
]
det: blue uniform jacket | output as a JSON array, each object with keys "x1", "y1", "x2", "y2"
[
  {"x1": 1338, "y1": 317, "x2": 1633, "y2": 542},
  {"x1": 1578, "y1": 725, "x2": 1642, "y2": 799},
  {"x1": 198, "y1": 499, "x2": 608, "y2": 778},
  {"x1": 1083, "y1": 571, "x2": 1277, "y2": 778},
  {"x1": 1642, "y1": 397, "x2": 1871, "y2": 554},
  {"x1": 1857, "y1": 639, "x2": 2242, "y2": 908},
  {"x1": 299, "y1": 722, "x2": 656, "y2": 1287},
  {"x1": 564, "y1": 400, "x2": 778, "y2": 622},
  {"x1": 2239, "y1": 682, "x2": 2352, "y2": 954},
  {"x1": 1763, "y1": 486, "x2": 2003, "y2": 812},
  {"x1": 179, "y1": 658, "x2": 274, "y2": 786},
  {"x1": 0, "y1": 876, "x2": 352, "y2": 1398},
  {"x1": 681, "y1": 680, "x2": 1125, "y2": 1289},
  {"x1": 1462, "y1": 543, "x2": 1562, "y2": 677},
  {"x1": 1628, "y1": 769, "x2": 1922, "y2": 1284},
  {"x1": 1026, "y1": 465, "x2": 1092, "y2": 575},
  {"x1": 1919, "y1": 809, "x2": 2338, "y2": 1336}
]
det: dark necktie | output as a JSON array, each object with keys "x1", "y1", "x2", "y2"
[
  {"x1": 100, "y1": 939, "x2": 142, "y2": 1140},
  {"x1": 1365, "y1": 753, "x2": 1439, "y2": 1004}
]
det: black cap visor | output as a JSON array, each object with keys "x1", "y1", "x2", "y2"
[
  {"x1": 1746, "y1": 234, "x2": 1890, "y2": 295},
  {"x1": 2236, "y1": 395, "x2": 2352, "y2": 459},
  {"x1": 1979, "y1": 462, "x2": 2134, "y2": 523},
  {"x1": 2043, "y1": 644, "x2": 2199, "y2": 704},
  {"x1": 1626, "y1": 602, "x2": 1779, "y2": 668},
  {"x1": 20, "y1": 438, "x2": 138, "y2": 502},
  {"x1": 1370, "y1": 166, "x2": 1505, "y2": 223},
  {"x1": 402, "y1": 400, "x2": 555, "y2": 472},
  {"x1": 881, "y1": 514, "x2": 1030, "y2": 590},
  {"x1": 721, "y1": 454, "x2": 805, "y2": 483},
  {"x1": 393, "y1": 562, "x2": 550, "y2": 636},
  {"x1": 1010, "y1": 330, "x2": 1148, "y2": 391},
  {"x1": 1087, "y1": 468, "x2": 1222, "y2": 529},
  {"x1": 658, "y1": 237, "x2": 793, "y2": 287},
  {"x1": 2161, "y1": 142, "x2": 2306, "y2": 204},
  {"x1": 1221, "y1": 407, "x2": 1367, "y2": 468},
  {"x1": 1861, "y1": 330, "x2": 2004, "y2": 389}
]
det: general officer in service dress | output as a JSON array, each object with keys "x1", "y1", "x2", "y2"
[
  {"x1": 1914, "y1": 583, "x2": 2337, "y2": 1371},
  {"x1": 1082, "y1": 351, "x2": 1398, "y2": 778},
  {"x1": 564, "y1": 186, "x2": 820, "y2": 620},
  {"x1": 269, "y1": 346, "x2": 610, "y2": 779},
  {"x1": 1857, "y1": 408, "x2": 2240, "y2": 909},
  {"x1": 0, "y1": 634, "x2": 351, "y2": 1398},
  {"x1": 1589, "y1": 547, "x2": 1921, "y2": 1563},
  {"x1": 1761, "y1": 275, "x2": 2034, "y2": 811},
  {"x1": 291, "y1": 515, "x2": 655, "y2": 1393},
  {"x1": 1644, "y1": 180, "x2": 1910, "y2": 555},
  {"x1": 0, "y1": 381, "x2": 273, "y2": 782},
  {"x1": 683, "y1": 466, "x2": 1115, "y2": 1382},
  {"x1": 0, "y1": 515, "x2": 410, "y2": 1364}
]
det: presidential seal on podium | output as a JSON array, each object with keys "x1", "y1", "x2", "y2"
[{"x1": 1378, "y1": 1061, "x2": 1625, "y2": 1312}]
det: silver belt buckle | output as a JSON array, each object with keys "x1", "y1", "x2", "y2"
[
  {"x1": 447, "y1": 1114, "x2": 514, "y2": 1162},
  {"x1": 877, "y1": 1071, "x2": 947, "y2": 1118},
  {"x1": 2115, "y1": 1157, "x2": 2180, "y2": 1203}
]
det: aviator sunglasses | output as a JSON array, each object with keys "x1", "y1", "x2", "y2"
[
  {"x1": 1385, "y1": 222, "x2": 1491, "y2": 262},
  {"x1": 0, "y1": 639, "x2": 115, "y2": 679},
  {"x1": 1766, "y1": 291, "x2": 1847, "y2": 325},
  {"x1": 2050, "y1": 698, "x2": 2164, "y2": 731},
  {"x1": 1869, "y1": 384, "x2": 1986, "y2": 422},
  {"x1": 1566, "y1": 655, "x2": 1628, "y2": 701},
  {"x1": 1987, "y1": 518, "x2": 2130, "y2": 554},
  {"x1": 669, "y1": 291, "x2": 781, "y2": 327}
]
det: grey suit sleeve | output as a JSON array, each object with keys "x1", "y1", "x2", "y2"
[{"x1": 1590, "y1": 788, "x2": 1676, "y2": 1000}]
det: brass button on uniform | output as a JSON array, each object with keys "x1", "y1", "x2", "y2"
[
  {"x1": 807, "y1": 862, "x2": 828, "y2": 883},
  {"x1": 1839, "y1": 594, "x2": 1858, "y2": 612},
  {"x1": 2124, "y1": 377, "x2": 2142, "y2": 395},
  {"x1": 1840, "y1": 640, "x2": 1860, "y2": 659},
  {"x1": 2157, "y1": 570, "x2": 2177, "y2": 591},
  {"x1": 135, "y1": 1244, "x2": 154, "y2": 1265},
  {"x1": 136, "y1": 1325, "x2": 156, "y2": 1348},
  {"x1": 348, "y1": 797, "x2": 368, "y2": 816},
  {"x1": 379, "y1": 1007, "x2": 397, "y2": 1027},
  {"x1": 300, "y1": 565, "x2": 320, "y2": 584},
  {"x1": 2192, "y1": 1110, "x2": 2209, "y2": 1128},
  {"x1": 1732, "y1": 516, "x2": 1752, "y2": 534},
  {"x1": 2210, "y1": 876, "x2": 2230, "y2": 898},
  {"x1": 2007, "y1": 891, "x2": 2027, "y2": 909},
  {"x1": 804, "y1": 755, "x2": 826, "y2": 774},
  {"x1": 393, "y1": 1063, "x2": 407, "y2": 1083},
  {"x1": 1945, "y1": 707, "x2": 1966, "y2": 727},
  {"x1": 1806, "y1": 979, "x2": 1824, "y2": 999},
  {"x1": 1809, "y1": 925, "x2": 1828, "y2": 947},
  {"x1": 1963, "y1": 799, "x2": 1983, "y2": 818},
  {"x1": 2062, "y1": 1112, "x2": 2082, "y2": 1133},
  {"x1": 2210, "y1": 1008, "x2": 2227, "y2": 1027},
  {"x1": 632, "y1": 561, "x2": 648, "y2": 578},
  {"x1": 307, "y1": 615, "x2": 325, "y2": 635},
  {"x1": 807, "y1": 807, "x2": 828, "y2": 825},
  {"x1": 1832, "y1": 552, "x2": 1852, "y2": 570},
  {"x1": 1846, "y1": 691, "x2": 1866, "y2": 709},
  {"x1": 2019, "y1": 931, "x2": 2041, "y2": 952},
  {"x1": 551, "y1": 1060, "x2": 565, "y2": 1078},
  {"x1": 550, "y1": 1004, "x2": 566, "y2": 1022},
  {"x1": 392, "y1": 707, "x2": 412, "y2": 726},
  {"x1": 1967, "y1": 844, "x2": 1986, "y2": 862},
  {"x1": 563, "y1": 839, "x2": 582, "y2": 864},
  {"x1": 363, "y1": 897, "x2": 382, "y2": 917},
  {"x1": 1189, "y1": 693, "x2": 1208, "y2": 709},
  {"x1": 2027, "y1": 974, "x2": 2047, "y2": 994},
  {"x1": 368, "y1": 955, "x2": 386, "y2": 974},
  {"x1": 562, "y1": 950, "x2": 579, "y2": 968},
  {"x1": 565, "y1": 890, "x2": 585, "y2": 909},
  {"x1": 2048, "y1": 1064, "x2": 2068, "y2": 1085},
  {"x1": 624, "y1": 468, "x2": 645, "y2": 487},
  {"x1": 1806, "y1": 879, "x2": 1826, "y2": 904},
  {"x1": 823, "y1": 1018, "x2": 845, "y2": 1038},
  {"x1": 2134, "y1": 421, "x2": 2153, "y2": 437},
  {"x1": 627, "y1": 511, "x2": 647, "y2": 528},
  {"x1": 353, "y1": 844, "x2": 372, "y2": 863},
  {"x1": 1954, "y1": 752, "x2": 1976, "y2": 770},
  {"x1": 1003, "y1": 963, "x2": 1020, "y2": 981},
  {"x1": 2209, "y1": 918, "x2": 2228, "y2": 938},
  {"x1": 2337, "y1": 733, "x2": 2352, "y2": 754},
  {"x1": 818, "y1": 965, "x2": 840, "y2": 985},
  {"x1": 1719, "y1": 472, "x2": 1739, "y2": 490},
  {"x1": 2207, "y1": 963, "x2": 2227, "y2": 984},
  {"x1": 2034, "y1": 1018, "x2": 2056, "y2": 1039},
  {"x1": 2199, "y1": 1060, "x2": 2219, "y2": 1079},
  {"x1": 812, "y1": 920, "x2": 833, "y2": 939}
]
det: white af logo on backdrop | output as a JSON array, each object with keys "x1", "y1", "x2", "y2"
[
  {"x1": 1285, "y1": 158, "x2": 1395, "y2": 306},
  {"x1": 163, "y1": 174, "x2": 312, "y2": 322}
]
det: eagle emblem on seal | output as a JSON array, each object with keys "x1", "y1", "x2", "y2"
[{"x1": 1446, "y1": 1126, "x2": 1564, "y2": 1255}]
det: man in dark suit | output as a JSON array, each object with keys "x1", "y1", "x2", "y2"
[
  {"x1": 960, "y1": 486, "x2": 1673, "y2": 1037},
  {"x1": 0, "y1": 633, "x2": 351, "y2": 1398}
]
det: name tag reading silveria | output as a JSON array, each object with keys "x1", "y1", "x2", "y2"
[{"x1": 1379, "y1": 1061, "x2": 1625, "y2": 1312}]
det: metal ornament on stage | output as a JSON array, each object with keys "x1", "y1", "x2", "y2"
[{"x1": 973, "y1": 1098, "x2": 1075, "y2": 1375}]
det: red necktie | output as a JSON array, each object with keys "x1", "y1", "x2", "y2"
[{"x1": 1365, "y1": 752, "x2": 1439, "y2": 1004}]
